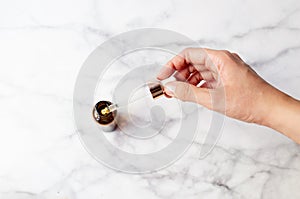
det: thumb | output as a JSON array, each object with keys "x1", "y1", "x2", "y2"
[{"x1": 164, "y1": 81, "x2": 211, "y2": 108}]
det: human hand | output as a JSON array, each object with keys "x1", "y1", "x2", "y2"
[{"x1": 157, "y1": 48, "x2": 285, "y2": 125}]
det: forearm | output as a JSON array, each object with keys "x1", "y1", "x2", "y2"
[{"x1": 260, "y1": 88, "x2": 300, "y2": 144}]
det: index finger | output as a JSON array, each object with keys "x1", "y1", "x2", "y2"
[{"x1": 156, "y1": 48, "x2": 208, "y2": 80}]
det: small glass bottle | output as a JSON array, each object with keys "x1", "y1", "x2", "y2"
[{"x1": 93, "y1": 101, "x2": 117, "y2": 132}]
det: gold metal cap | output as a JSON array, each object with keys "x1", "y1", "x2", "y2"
[{"x1": 147, "y1": 81, "x2": 164, "y2": 99}]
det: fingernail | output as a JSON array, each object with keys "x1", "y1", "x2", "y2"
[{"x1": 164, "y1": 83, "x2": 176, "y2": 97}]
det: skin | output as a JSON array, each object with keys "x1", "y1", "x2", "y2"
[{"x1": 157, "y1": 48, "x2": 300, "y2": 144}]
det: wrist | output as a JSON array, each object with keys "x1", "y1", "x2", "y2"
[
  {"x1": 257, "y1": 85, "x2": 300, "y2": 143},
  {"x1": 253, "y1": 83, "x2": 288, "y2": 127}
]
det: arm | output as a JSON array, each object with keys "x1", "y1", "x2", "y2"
[{"x1": 262, "y1": 88, "x2": 300, "y2": 143}]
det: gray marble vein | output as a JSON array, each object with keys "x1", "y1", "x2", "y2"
[{"x1": 0, "y1": 0, "x2": 300, "y2": 198}]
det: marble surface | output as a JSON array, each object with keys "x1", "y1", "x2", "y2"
[{"x1": 1, "y1": 0, "x2": 300, "y2": 198}]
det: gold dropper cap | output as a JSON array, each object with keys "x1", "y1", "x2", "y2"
[{"x1": 147, "y1": 81, "x2": 164, "y2": 99}]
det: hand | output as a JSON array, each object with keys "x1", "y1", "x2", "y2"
[
  {"x1": 157, "y1": 48, "x2": 286, "y2": 125},
  {"x1": 157, "y1": 48, "x2": 300, "y2": 144}
]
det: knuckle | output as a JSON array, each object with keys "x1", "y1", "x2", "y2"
[
  {"x1": 217, "y1": 50, "x2": 232, "y2": 60},
  {"x1": 180, "y1": 48, "x2": 189, "y2": 56},
  {"x1": 222, "y1": 50, "x2": 231, "y2": 55},
  {"x1": 182, "y1": 48, "x2": 193, "y2": 57}
]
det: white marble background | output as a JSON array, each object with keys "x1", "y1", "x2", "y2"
[{"x1": 1, "y1": 0, "x2": 300, "y2": 198}]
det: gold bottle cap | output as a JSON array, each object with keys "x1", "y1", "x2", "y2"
[{"x1": 147, "y1": 81, "x2": 164, "y2": 99}]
